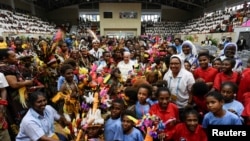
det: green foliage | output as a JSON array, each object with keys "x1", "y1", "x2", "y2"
[
  {"x1": 206, "y1": 35, "x2": 218, "y2": 46},
  {"x1": 184, "y1": 35, "x2": 194, "y2": 42},
  {"x1": 210, "y1": 38, "x2": 219, "y2": 46},
  {"x1": 20, "y1": 35, "x2": 26, "y2": 41}
]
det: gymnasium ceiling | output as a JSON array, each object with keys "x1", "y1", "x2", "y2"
[{"x1": 32, "y1": 0, "x2": 215, "y2": 11}]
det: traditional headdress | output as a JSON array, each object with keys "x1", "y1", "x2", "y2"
[{"x1": 87, "y1": 29, "x2": 100, "y2": 44}]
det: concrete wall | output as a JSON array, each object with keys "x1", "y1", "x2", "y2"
[
  {"x1": 46, "y1": 5, "x2": 79, "y2": 25},
  {"x1": 99, "y1": 3, "x2": 141, "y2": 36}
]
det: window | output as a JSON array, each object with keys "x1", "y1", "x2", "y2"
[{"x1": 81, "y1": 14, "x2": 99, "y2": 22}]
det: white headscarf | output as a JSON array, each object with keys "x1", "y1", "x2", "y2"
[
  {"x1": 180, "y1": 40, "x2": 198, "y2": 57},
  {"x1": 221, "y1": 42, "x2": 238, "y2": 58},
  {"x1": 163, "y1": 54, "x2": 185, "y2": 78}
]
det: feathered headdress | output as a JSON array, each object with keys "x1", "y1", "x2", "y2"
[
  {"x1": 35, "y1": 29, "x2": 65, "y2": 65},
  {"x1": 87, "y1": 29, "x2": 100, "y2": 43},
  {"x1": 16, "y1": 50, "x2": 34, "y2": 60}
]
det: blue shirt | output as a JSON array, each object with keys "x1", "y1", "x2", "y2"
[
  {"x1": 123, "y1": 127, "x2": 144, "y2": 141},
  {"x1": 146, "y1": 98, "x2": 158, "y2": 106},
  {"x1": 135, "y1": 101, "x2": 150, "y2": 119},
  {"x1": 223, "y1": 100, "x2": 244, "y2": 116},
  {"x1": 104, "y1": 117, "x2": 123, "y2": 141},
  {"x1": 16, "y1": 105, "x2": 61, "y2": 141},
  {"x1": 57, "y1": 75, "x2": 78, "y2": 91},
  {"x1": 175, "y1": 44, "x2": 182, "y2": 54},
  {"x1": 202, "y1": 110, "x2": 242, "y2": 128}
]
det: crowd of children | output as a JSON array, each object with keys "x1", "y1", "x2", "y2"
[{"x1": 0, "y1": 31, "x2": 249, "y2": 141}]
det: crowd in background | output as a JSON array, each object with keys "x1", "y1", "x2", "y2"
[
  {"x1": 0, "y1": 1, "x2": 249, "y2": 141},
  {"x1": 0, "y1": 30, "x2": 249, "y2": 141}
]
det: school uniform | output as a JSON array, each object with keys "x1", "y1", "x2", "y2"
[
  {"x1": 193, "y1": 67, "x2": 218, "y2": 83},
  {"x1": 104, "y1": 117, "x2": 123, "y2": 141},
  {"x1": 202, "y1": 110, "x2": 242, "y2": 128},
  {"x1": 123, "y1": 127, "x2": 144, "y2": 141},
  {"x1": 172, "y1": 123, "x2": 208, "y2": 141}
]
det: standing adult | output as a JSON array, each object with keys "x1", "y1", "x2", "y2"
[
  {"x1": 89, "y1": 39, "x2": 104, "y2": 61},
  {"x1": 236, "y1": 36, "x2": 247, "y2": 51},
  {"x1": 219, "y1": 43, "x2": 243, "y2": 73},
  {"x1": 0, "y1": 72, "x2": 11, "y2": 141},
  {"x1": 173, "y1": 38, "x2": 182, "y2": 54},
  {"x1": 117, "y1": 52, "x2": 135, "y2": 82},
  {"x1": 163, "y1": 55, "x2": 195, "y2": 119},
  {"x1": 0, "y1": 48, "x2": 34, "y2": 140}
]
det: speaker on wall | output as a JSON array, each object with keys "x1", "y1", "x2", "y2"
[{"x1": 103, "y1": 12, "x2": 112, "y2": 18}]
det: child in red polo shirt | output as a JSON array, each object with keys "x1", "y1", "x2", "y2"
[
  {"x1": 193, "y1": 53, "x2": 218, "y2": 90},
  {"x1": 212, "y1": 58, "x2": 240, "y2": 92},
  {"x1": 149, "y1": 87, "x2": 179, "y2": 141},
  {"x1": 171, "y1": 107, "x2": 208, "y2": 141},
  {"x1": 191, "y1": 81, "x2": 209, "y2": 123}
]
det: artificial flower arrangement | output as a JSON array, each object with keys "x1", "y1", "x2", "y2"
[{"x1": 136, "y1": 113, "x2": 166, "y2": 141}]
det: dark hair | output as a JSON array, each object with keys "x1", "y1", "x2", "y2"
[
  {"x1": 205, "y1": 91, "x2": 224, "y2": 102},
  {"x1": 121, "y1": 110, "x2": 136, "y2": 121},
  {"x1": 174, "y1": 38, "x2": 181, "y2": 42},
  {"x1": 220, "y1": 81, "x2": 238, "y2": 93},
  {"x1": 154, "y1": 57, "x2": 161, "y2": 65},
  {"x1": 112, "y1": 98, "x2": 125, "y2": 107},
  {"x1": 223, "y1": 58, "x2": 236, "y2": 68},
  {"x1": 183, "y1": 107, "x2": 199, "y2": 120},
  {"x1": 212, "y1": 58, "x2": 222, "y2": 64},
  {"x1": 0, "y1": 48, "x2": 11, "y2": 60},
  {"x1": 155, "y1": 87, "x2": 171, "y2": 98},
  {"x1": 124, "y1": 87, "x2": 138, "y2": 103},
  {"x1": 63, "y1": 58, "x2": 77, "y2": 68},
  {"x1": 198, "y1": 49, "x2": 209, "y2": 55},
  {"x1": 28, "y1": 91, "x2": 46, "y2": 106},
  {"x1": 60, "y1": 64, "x2": 74, "y2": 75},
  {"x1": 155, "y1": 80, "x2": 168, "y2": 87},
  {"x1": 184, "y1": 60, "x2": 191, "y2": 66},
  {"x1": 137, "y1": 83, "x2": 152, "y2": 97},
  {"x1": 191, "y1": 81, "x2": 209, "y2": 96},
  {"x1": 125, "y1": 40, "x2": 133, "y2": 47},
  {"x1": 168, "y1": 46, "x2": 177, "y2": 54},
  {"x1": 102, "y1": 51, "x2": 110, "y2": 56},
  {"x1": 198, "y1": 52, "x2": 210, "y2": 59}
]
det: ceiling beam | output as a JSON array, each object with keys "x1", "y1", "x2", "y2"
[{"x1": 178, "y1": 0, "x2": 204, "y2": 8}]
